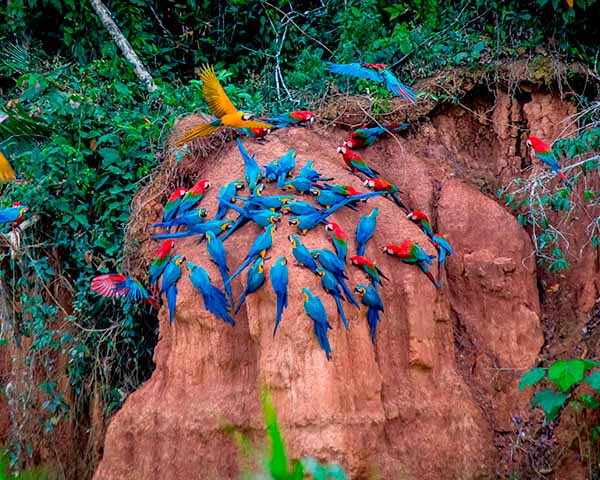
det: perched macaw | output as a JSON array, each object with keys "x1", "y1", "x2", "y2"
[
  {"x1": 281, "y1": 176, "x2": 313, "y2": 194},
  {"x1": 310, "y1": 187, "x2": 357, "y2": 211},
  {"x1": 364, "y1": 178, "x2": 407, "y2": 211},
  {"x1": 406, "y1": 210, "x2": 433, "y2": 238},
  {"x1": 148, "y1": 239, "x2": 175, "y2": 294},
  {"x1": 226, "y1": 224, "x2": 275, "y2": 285},
  {"x1": 299, "y1": 160, "x2": 333, "y2": 182},
  {"x1": 237, "y1": 137, "x2": 263, "y2": 191},
  {"x1": 343, "y1": 122, "x2": 411, "y2": 149},
  {"x1": 270, "y1": 256, "x2": 289, "y2": 336},
  {"x1": 326, "y1": 62, "x2": 416, "y2": 104},
  {"x1": 383, "y1": 241, "x2": 438, "y2": 288},
  {"x1": 337, "y1": 146, "x2": 379, "y2": 178},
  {"x1": 237, "y1": 127, "x2": 270, "y2": 141},
  {"x1": 288, "y1": 234, "x2": 318, "y2": 272},
  {"x1": 325, "y1": 222, "x2": 348, "y2": 263},
  {"x1": 288, "y1": 210, "x2": 331, "y2": 235},
  {"x1": 431, "y1": 235, "x2": 454, "y2": 288},
  {"x1": 187, "y1": 262, "x2": 235, "y2": 325},
  {"x1": 151, "y1": 219, "x2": 233, "y2": 241},
  {"x1": 0, "y1": 149, "x2": 15, "y2": 183},
  {"x1": 235, "y1": 257, "x2": 266, "y2": 314},
  {"x1": 160, "y1": 254, "x2": 186, "y2": 324},
  {"x1": 91, "y1": 274, "x2": 158, "y2": 309},
  {"x1": 320, "y1": 184, "x2": 364, "y2": 197},
  {"x1": 150, "y1": 208, "x2": 208, "y2": 229},
  {"x1": 161, "y1": 187, "x2": 187, "y2": 224},
  {"x1": 221, "y1": 199, "x2": 281, "y2": 227},
  {"x1": 263, "y1": 158, "x2": 278, "y2": 183},
  {"x1": 0, "y1": 203, "x2": 27, "y2": 225},
  {"x1": 173, "y1": 65, "x2": 274, "y2": 144},
  {"x1": 316, "y1": 267, "x2": 349, "y2": 330},
  {"x1": 268, "y1": 110, "x2": 316, "y2": 128},
  {"x1": 354, "y1": 283, "x2": 384, "y2": 345},
  {"x1": 526, "y1": 136, "x2": 572, "y2": 188},
  {"x1": 272, "y1": 149, "x2": 296, "y2": 188},
  {"x1": 205, "y1": 231, "x2": 233, "y2": 304},
  {"x1": 280, "y1": 200, "x2": 321, "y2": 216},
  {"x1": 177, "y1": 179, "x2": 211, "y2": 215},
  {"x1": 302, "y1": 288, "x2": 333, "y2": 360},
  {"x1": 349, "y1": 255, "x2": 389, "y2": 286},
  {"x1": 311, "y1": 249, "x2": 359, "y2": 308},
  {"x1": 240, "y1": 184, "x2": 293, "y2": 210},
  {"x1": 355, "y1": 207, "x2": 378, "y2": 256},
  {"x1": 216, "y1": 180, "x2": 245, "y2": 220}
]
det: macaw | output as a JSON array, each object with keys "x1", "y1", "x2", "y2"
[
  {"x1": 187, "y1": 262, "x2": 235, "y2": 325},
  {"x1": 302, "y1": 288, "x2": 333, "y2": 360},
  {"x1": 349, "y1": 255, "x2": 389, "y2": 286},
  {"x1": 288, "y1": 234, "x2": 318, "y2": 272},
  {"x1": 216, "y1": 180, "x2": 245, "y2": 220},
  {"x1": 0, "y1": 203, "x2": 27, "y2": 224},
  {"x1": 311, "y1": 249, "x2": 359, "y2": 308},
  {"x1": 343, "y1": 122, "x2": 411, "y2": 149},
  {"x1": 325, "y1": 222, "x2": 348, "y2": 263},
  {"x1": 150, "y1": 208, "x2": 208, "y2": 229},
  {"x1": 239, "y1": 187, "x2": 293, "y2": 210},
  {"x1": 91, "y1": 274, "x2": 158, "y2": 309},
  {"x1": 237, "y1": 127, "x2": 270, "y2": 141},
  {"x1": 226, "y1": 224, "x2": 275, "y2": 285},
  {"x1": 160, "y1": 254, "x2": 186, "y2": 324},
  {"x1": 161, "y1": 187, "x2": 187, "y2": 224},
  {"x1": 274, "y1": 149, "x2": 297, "y2": 188},
  {"x1": 148, "y1": 239, "x2": 175, "y2": 294},
  {"x1": 221, "y1": 199, "x2": 282, "y2": 227},
  {"x1": 336, "y1": 146, "x2": 379, "y2": 178},
  {"x1": 264, "y1": 158, "x2": 278, "y2": 183},
  {"x1": 309, "y1": 187, "x2": 357, "y2": 211},
  {"x1": 281, "y1": 176, "x2": 313, "y2": 194},
  {"x1": 173, "y1": 65, "x2": 274, "y2": 144},
  {"x1": 237, "y1": 137, "x2": 263, "y2": 191},
  {"x1": 205, "y1": 231, "x2": 234, "y2": 304},
  {"x1": 151, "y1": 219, "x2": 233, "y2": 240},
  {"x1": 235, "y1": 257, "x2": 266, "y2": 314},
  {"x1": 383, "y1": 241, "x2": 438, "y2": 288},
  {"x1": 355, "y1": 207, "x2": 378, "y2": 256},
  {"x1": 354, "y1": 283, "x2": 384, "y2": 345},
  {"x1": 298, "y1": 160, "x2": 333, "y2": 182},
  {"x1": 267, "y1": 110, "x2": 316, "y2": 128},
  {"x1": 280, "y1": 200, "x2": 321, "y2": 216},
  {"x1": 407, "y1": 210, "x2": 433, "y2": 238},
  {"x1": 526, "y1": 136, "x2": 572, "y2": 188},
  {"x1": 177, "y1": 179, "x2": 211, "y2": 215},
  {"x1": 431, "y1": 235, "x2": 454, "y2": 288},
  {"x1": 319, "y1": 184, "x2": 364, "y2": 197},
  {"x1": 270, "y1": 256, "x2": 289, "y2": 336},
  {"x1": 364, "y1": 178, "x2": 408, "y2": 211},
  {"x1": 326, "y1": 62, "x2": 416, "y2": 104},
  {"x1": 0, "y1": 149, "x2": 15, "y2": 183},
  {"x1": 315, "y1": 267, "x2": 349, "y2": 330}
]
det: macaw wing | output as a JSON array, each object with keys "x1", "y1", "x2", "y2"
[
  {"x1": 199, "y1": 64, "x2": 238, "y2": 118},
  {"x1": 91, "y1": 274, "x2": 126, "y2": 298},
  {"x1": 433, "y1": 236, "x2": 454, "y2": 255},
  {"x1": 326, "y1": 62, "x2": 383, "y2": 82},
  {"x1": 239, "y1": 119, "x2": 276, "y2": 130},
  {"x1": 0, "y1": 150, "x2": 15, "y2": 183},
  {"x1": 116, "y1": 277, "x2": 151, "y2": 302},
  {"x1": 380, "y1": 70, "x2": 416, "y2": 104}
]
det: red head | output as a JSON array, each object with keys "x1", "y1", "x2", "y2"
[
  {"x1": 526, "y1": 136, "x2": 551, "y2": 153},
  {"x1": 189, "y1": 179, "x2": 211, "y2": 194},
  {"x1": 349, "y1": 255, "x2": 373, "y2": 267},
  {"x1": 364, "y1": 178, "x2": 391, "y2": 191},
  {"x1": 344, "y1": 186, "x2": 363, "y2": 196},
  {"x1": 156, "y1": 239, "x2": 175, "y2": 258},
  {"x1": 169, "y1": 187, "x2": 187, "y2": 202},
  {"x1": 293, "y1": 111, "x2": 316, "y2": 125},
  {"x1": 325, "y1": 222, "x2": 348, "y2": 239},
  {"x1": 343, "y1": 138, "x2": 359, "y2": 149},
  {"x1": 407, "y1": 210, "x2": 430, "y2": 224},
  {"x1": 383, "y1": 240, "x2": 413, "y2": 257}
]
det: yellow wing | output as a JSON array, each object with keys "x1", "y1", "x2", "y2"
[
  {"x1": 231, "y1": 119, "x2": 276, "y2": 130},
  {"x1": 199, "y1": 65, "x2": 238, "y2": 118},
  {"x1": 0, "y1": 150, "x2": 15, "y2": 183}
]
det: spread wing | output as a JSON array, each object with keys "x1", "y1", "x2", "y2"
[
  {"x1": 199, "y1": 64, "x2": 238, "y2": 118},
  {"x1": 116, "y1": 277, "x2": 152, "y2": 302},
  {"x1": 326, "y1": 62, "x2": 383, "y2": 82},
  {"x1": 239, "y1": 119, "x2": 276, "y2": 130},
  {"x1": 0, "y1": 150, "x2": 15, "y2": 183},
  {"x1": 380, "y1": 70, "x2": 416, "y2": 104},
  {"x1": 91, "y1": 274, "x2": 126, "y2": 298}
]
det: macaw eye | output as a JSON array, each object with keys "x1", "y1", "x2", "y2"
[{"x1": 242, "y1": 113, "x2": 254, "y2": 121}]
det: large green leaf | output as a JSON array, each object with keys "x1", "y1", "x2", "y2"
[
  {"x1": 518, "y1": 368, "x2": 546, "y2": 392},
  {"x1": 531, "y1": 389, "x2": 568, "y2": 421},
  {"x1": 547, "y1": 359, "x2": 585, "y2": 391},
  {"x1": 585, "y1": 371, "x2": 600, "y2": 393}
]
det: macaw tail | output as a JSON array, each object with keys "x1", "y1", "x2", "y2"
[
  {"x1": 357, "y1": 242, "x2": 366, "y2": 257},
  {"x1": 418, "y1": 264, "x2": 439, "y2": 289},
  {"x1": 334, "y1": 295, "x2": 349, "y2": 330},
  {"x1": 145, "y1": 297, "x2": 160, "y2": 310},
  {"x1": 386, "y1": 122, "x2": 411, "y2": 133},
  {"x1": 215, "y1": 203, "x2": 227, "y2": 220},
  {"x1": 338, "y1": 278, "x2": 360, "y2": 309},
  {"x1": 234, "y1": 288, "x2": 249, "y2": 315},
  {"x1": 273, "y1": 295, "x2": 284, "y2": 337},
  {"x1": 437, "y1": 258, "x2": 445, "y2": 288},
  {"x1": 367, "y1": 307, "x2": 381, "y2": 345},
  {"x1": 0, "y1": 150, "x2": 15, "y2": 183},
  {"x1": 207, "y1": 285, "x2": 235, "y2": 325},
  {"x1": 151, "y1": 230, "x2": 197, "y2": 240},
  {"x1": 314, "y1": 324, "x2": 332, "y2": 361},
  {"x1": 172, "y1": 118, "x2": 221, "y2": 146},
  {"x1": 218, "y1": 265, "x2": 234, "y2": 305},
  {"x1": 390, "y1": 193, "x2": 408, "y2": 212},
  {"x1": 558, "y1": 170, "x2": 573, "y2": 189},
  {"x1": 166, "y1": 284, "x2": 178, "y2": 325},
  {"x1": 226, "y1": 257, "x2": 253, "y2": 287}
]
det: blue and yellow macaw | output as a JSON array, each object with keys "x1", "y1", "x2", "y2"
[
  {"x1": 237, "y1": 137, "x2": 263, "y2": 191},
  {"x1": 355, "y1": 207, "x2": 378, "y2": 256},
  {"x1": 150, "y1": 219, "x2": 233, "y2": 241},
  {"x1": 281, "y1": 176, "x2": 313, "y2": 194},
  {"x1": 187, "y1": 262, "x2": 235, "y2": 325},
  {"x1": 160, "y1": 254, "x2": 185, "y2": 325},
  {"x1": 275, "y1": 149, "x2": 296, "y2": 188},
  {"x1": 0, "y1": 203, "x2": 27, "y2": 225},
  {"x1": 263, "y1": 158, "x2": 278, "y2": 183},
  {"x1": 309, "y1": 187, "x2": 358, "y2": 211},
  {"x1": 205, "y1": 231, "x2": 233, "y2": 304},
  {"x1": 315, "y1": 267, "x2": 349, "y2": 330},
  {"x1": 239, "y1": 184, "x2": 293, "y2": 210},
  {"x1": 216, "y1": 180, "x2": 245, "y2": 220},
  {"x1": 288, "y1": 234, "x2": 318, "y2": 273},
  {"x1": 354, "y1": 283, "x2": 384, "y2": 345},
  {"x1": 302, "y1": 288, "x2": 333, "y2": 361},
  {"x1": 280, "y1": 200, "x2": 321, "y2": 216},
  {"x1": 226, "y1": 224, "x2": 275, "y2": 285},
  {"x1": 221, "y1": 199, "x2": 281, "y2": 228},
  {"x1": 270, "y1": 256, "x2": 289, "y2": 336},
  {"x1": 311, "y1": 249, "x2": 359, "y2": 308},
  {"x1": 235, "y1": 257, "x2": 266, "y2": 314},
  {"x1": 299, "y1": 160, "x2": 333, "y2": 182},
  {"x1": 431, "y1": 235, "x2": 454, "y2": 287}
]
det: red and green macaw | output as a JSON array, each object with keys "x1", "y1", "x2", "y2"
[
  {"x1": 237, "y1": 127, "x2": 270, "y2": 141},
  {"x1": 268, "y1": 111, "x2": 316, "y2": 128},
  {"x1": 178, "y1": 179, "x2": 211, "y2": 214},
  {"x1": 91, "y1": 274, "x2": 158, "y2": 309},
  {"x1": 0, "y1": 202, "x2": 27, "y2": 227},
  {"x1": 148, "y1": 239, "x2": 175, "y2": 294},
  {"x1": 320, "y1": 184, "x2": 364, "y2": 197},
  {"x1": 407, "y1": 210, "x2": 433, "y2": 238},
  {"x1": 162, "y1": 187, "x2": 187, "y2": 223},
  {"x1": 431, "y1": 235, "x2": 454, "y2": 288},
  {"x1": 325, "y1": 221, "x2": 348, "y2": 264},
  {"x1": 337, "y1": 145, "x2": 379, "y2": 178},
  {"x1": 526, "y1": 136, "x2": 572, "y2": 189},
  {"x1": 349, "y1": 255, "x2": 389, "y2": 286},
  {"x1": 364, "y1": 178, "x2": 407, "y2": 211},
  {"x1": 383, "y1": 241, "x2": 438, "y2": 288},
  {"x1": 343, "y1": 122, "x2": 411, "y2": 149}
]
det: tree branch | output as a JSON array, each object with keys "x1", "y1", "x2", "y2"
[{"x1": 89, "y1": 0, "x2": 158, "y2": 93}]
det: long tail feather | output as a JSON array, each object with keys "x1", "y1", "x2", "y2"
[
  {"x1": 274, "y1": 295, "x2": 284, "y2": 336},
  {"x1": 235, "y1": 288, "x2": 249, "y2": 314},
  {"x1": 151, "y1": 230, "x2": 197, "y2": 240},
  {"x1": 166, "y1": 284, "x2": 178, "y2": 325},
  {"x1": 357, "y1": 242, "x2": 366, "y2": 257},
  {"x1": 367, "y1": 307, "x2": 380, "y2": 345},
  {"x1": 334, "y1": 296, "x2": 349, "y2": 330},
  {"x1": 339, "y1": 278, "x2": 360, "y2": 308},
  {"x1": 558, "y1": 170, "x2": 573, "y2": 189},
  {"x1": 226, "y1": 256, "x2": 253, "y2": 286},
  {"x1": 172, "y1": 119, "x2": 221, "y2": 146}
]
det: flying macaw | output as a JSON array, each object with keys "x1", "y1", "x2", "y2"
[
  {"x1": 216, "y1": 180, "x2": 245, "y2": 220},
  {"x1": 177, "y1": 179, "x2": 211, "y2": 215},
  {"x1": 311, "y1": 249, "x2": 359, "y2": 308},
  {"x1": 161, "y1": 187, "x2": 187, "y2": 224},
  {"x1": 288, "y1": 234, "x2": 318, "y2": 272},
  {"x1": 0, "y1": 149, "x2": 15, "y2": 183},
  {"x1": 275, "y1": 149, "x2": 297, "y2": 188},
  {"x1": 150, "y1": 208, "x2": 208, "y2": 229},
  {"x1": 326, "y1": 62, "x2": 416, "y2": 104},
  {"x1": 336, "y1": 146, "x2": 379, "y2": 178},
  {"x1": 526, "y1": 136, "x2": 572, "y2": 189},
  {"x1": 150, "y1": 219, "x2": 233, "y2": 241},
  {"x1": 160, "y1": 254, "x2": 186, "y2": 324},
  {"x1": 406, "y1": 210, "x2": 433, "y2": 238},
  {"x1": 343, "y1": 122, "x2": 412, "y2": 149},
  {"x1": 91, "y1": 274, "x2": 158, "y2": 309},
  {"x1": 325, "y1": 222, "x2": 348, "y2": 263},
  {"x1": 187, "y1": 262, "x2": 235, "y2": 325},
  {"x1": 173, "y1": 65, "x2": 274, "y2": 144},
  {"x1": 280, "y1": 200, "x2": 321, "y2": 216},
  {"x1": 383, "y1": 241, "x2": 438, "y2": 288},
  {"x1": 364, "y1": 178, "x2": 408, "y2": 211},
  {"x1": 354, "y1": 283, "x2": 384, "y2": 345},
  {"x1": 267, "y1": 111, "x2": 316, "y2": 128},
  {"x1": 281, "y1": 176, "x2": 313, "y2": 194},
  {"x1": 298, "y1": 160, "x2": 333, "y2": 182},
  {"x1": 355, "y1": 207, "x2": 378, "y2": 256},
  {"x1": 148, "y1": 239, "x2": 175, "y2": 294},
  {"x1": 302, "y1": 288, "x2": 333, "y2": 360},
  {"x1": 315, "y1": 267, "x2": 349, "y2": 330},
  {"x1": 431, "y1": 235, "x2": 454, "y2": 288},
  {"x1": 349, "y1": 255, "x2": 389, "y2": 286},
  {"x1": 237, "y1": 137, "x2": 263, "y2": 191},
  {"x1": 0, "y1": 203, "x2": 27, "y2": 225},
  {"x1": 226, "y1": 224, "x2": 275, "y2": 285},
  {"x1": 205, "y1": 231, "x2": 234, "y2": 304},
  {"x1": 270, "y1": 256, "x2": 289, "y2": 336},
  {"x1": 235, "y1": 257, "x2": 266, "y2": 314},
  {"x1": 309, "y1": 187, "x2": 357, "y2": 211},
  {"x1": 237, "y1": 127, "x2": 270, "y2": 141}
]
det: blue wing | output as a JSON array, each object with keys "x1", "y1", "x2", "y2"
[
  {"x1": 326, "y1": 62, "x2": 383, "y2": 82},
  {"x1": 116, "y1": 277, "x2": 151, "y2": 302},
  {"x1": 380, "y1": 69, "x2": 416, "y2": 104}
]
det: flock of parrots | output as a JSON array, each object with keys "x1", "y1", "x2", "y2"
[{"x1": 0, "y1": 62, "x2": 573, "y2": 361}]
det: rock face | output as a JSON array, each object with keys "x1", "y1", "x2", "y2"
[{"x1": 94, "y1": 89, "x2": 575, "y2": 479}]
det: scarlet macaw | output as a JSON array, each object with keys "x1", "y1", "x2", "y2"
[
  {"x1": 324, "y1": 222, "x2": 348, "y2": 263},
  {"x1": 354, "y1": 283, "x2": 384, "y2": 345},
  {"x1": 91, "y1": 274, "x2": 158, "y2": 309},
  {"x1": 364, "y1": 178, "x2": 407, "y2": 211},
  {"x1": 237, "y1": 127, "x2": 270, "y2": 141},
  {"x1": 177, "y1": 179, "x2": 211, "y2": 215},
  {"x1": 162, "y1": 187, "x2": 187, "y2": 224},
  {"x1": 187, "y1": 262, "x2": 235, "y2": 325},
  {"x1": 235, "y1": 257, "x2": 266, "y2": 314},
  {"x1": 267, "y1": 110, "x2": 316, "y2": 128},
  {"x1": 343, "y1": 122, "x2": 411, "y2": 149},
  {"x1": 349, "y1": 255, "x2": 389, "y2": 286},
  {"x1": 270, "y1": 256, "x2": 289, "y2": 336},
  {"x1": 383, "y1": 241, "x2": 438, "y2": 288},
  {"x1": 148, "y1": 239, "x2": 175, "y2": 294},
  {"x1": 302, "y1": 288, "x2": 333, "y2": 361},
  {"x1": 407, "y1": 210, "x2": 433, "y2": 238},
  {"x1": 355, "y1": 207, "x2": 378, "y2": 256},
  {"x1": 336, "y1": 145, "x2": 379, "y2": 178},
  {"x1": 526, "y1": 136, "x2": 572, "y2": 189}
]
